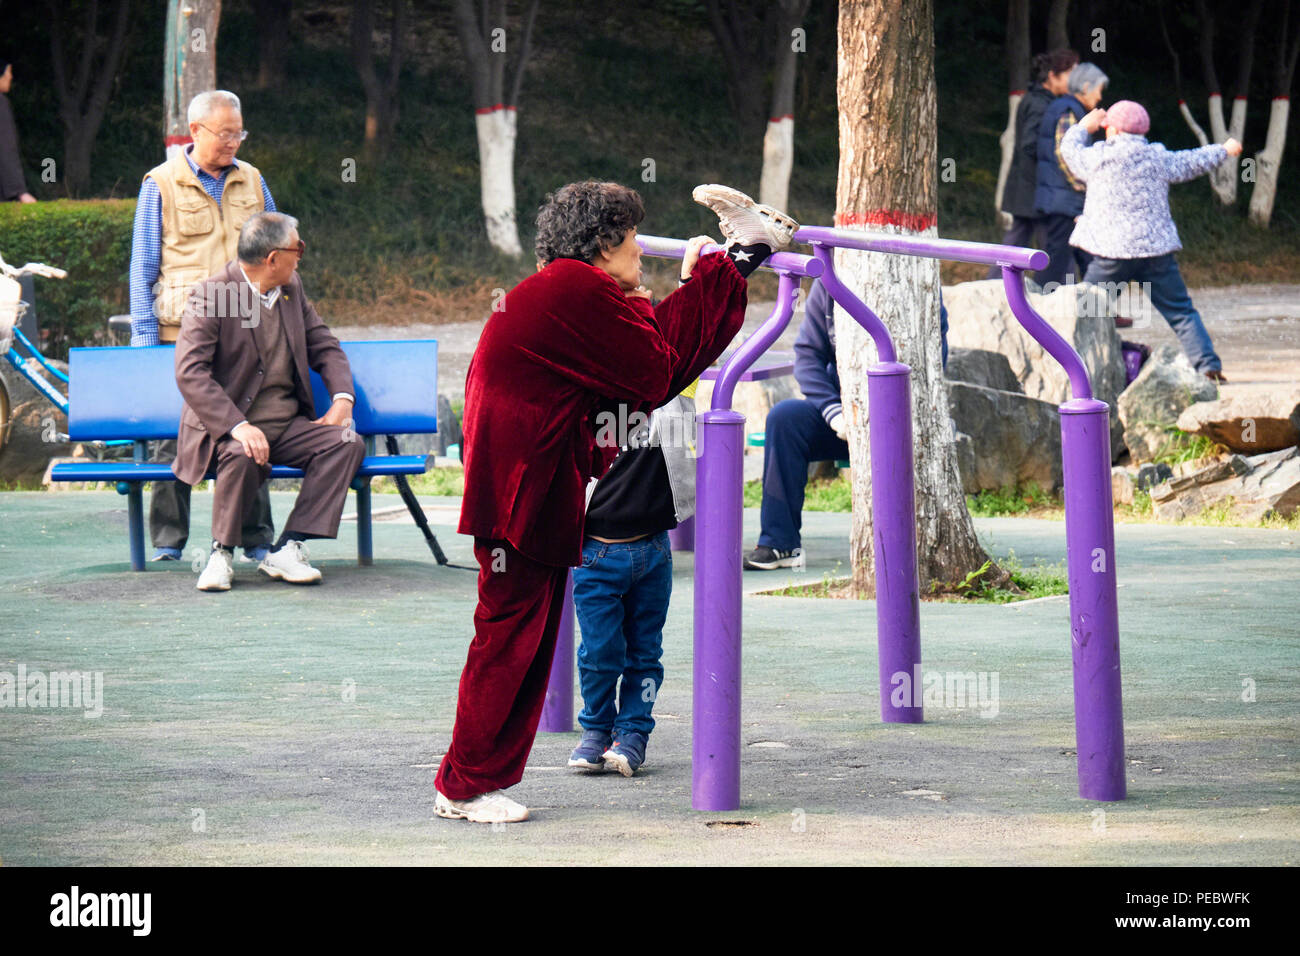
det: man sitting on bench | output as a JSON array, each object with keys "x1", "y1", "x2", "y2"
[{"x1": 174, "y1": 211, "x2": 364, "y2": 592}]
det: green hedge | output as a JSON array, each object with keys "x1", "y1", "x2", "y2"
[{"x1": 0, "y1": 199, "x2": 133, "y2": 360}]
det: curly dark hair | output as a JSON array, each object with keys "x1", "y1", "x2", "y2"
[
  {"x1": 534, "y1": 181, "x2": 645, "y2": 265},
  {"x1": 1033, "y1": 48, "x2": 1080, "y2": 84}
]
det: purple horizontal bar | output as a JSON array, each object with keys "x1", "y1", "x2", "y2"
[
  {"x1": 699, "y1": 353, "x2": 794, "y2": 382},
  {"x1": 795, "y1": 225, "x2": 1049, "y2": 272},
  {"x1": 637, "y1": 234, "x2": 824, "y2": 278}
]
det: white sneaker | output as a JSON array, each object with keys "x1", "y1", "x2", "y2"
[
  {"x1": 434, "y1": 788, "x2": 529, "y2": 824},
  {"x1": 692, "y1": 184, "x2": 800, "y2": 250},
  {"x1": 259, "y1": 540, "x2": 322, "y2": 584},
  {"x1": 196, "y1": 549, "x2": 233, "y2": 592}
]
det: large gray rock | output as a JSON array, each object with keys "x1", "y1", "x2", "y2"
[
  {"x1": 1175, "y1": 387, "x2": 1300, "y2": 454},
  {"x1": 948, "y1": 381, "x2": 1062, "y2": 493},
  {"x1": 945, "y1": 348, "x2": 1023, "y2": 394},
  {"x1": 943, "y1": 279, "x2": 1127, "y2": 458},
  {"x1": 1150, "y1": 447, "x2": 1300, "y2": 521},
  {"x1": 1117, "y1": 344, "x2": 1219, "y2": 462}
]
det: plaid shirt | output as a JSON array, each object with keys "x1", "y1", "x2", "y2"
[{"x1": 129, "y1": 146, "x2": 275, "y2": 346}]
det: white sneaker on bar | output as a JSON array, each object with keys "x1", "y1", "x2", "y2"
[
  {"x1": 434, "y1": 788, "x2": 530, "y2": 824},
  {"x1": 691, "y1": 184, "x2": 800, "y2": 251},
  {"x1": 259, "y1": 540, "x2": 322, "y2": 584}
]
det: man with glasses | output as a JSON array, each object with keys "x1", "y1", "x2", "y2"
[
  {"x1": 174, "y1": 212, "x2": 362, "y2": 592},
  {"x1": 129, "y1": 89, "x2": 277, "y2": 566}
]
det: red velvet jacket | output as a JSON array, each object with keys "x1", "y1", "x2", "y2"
[{"x1": 458, "y1": 252, "x2": 747, "y2": 567}]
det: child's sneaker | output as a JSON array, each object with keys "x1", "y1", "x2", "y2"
[
  {"x1": 567, "y1": 729, "x2": 612, "y2": 772},
  {"x1": 602, "y1": 731, "x2": 647, "y2": 777}
]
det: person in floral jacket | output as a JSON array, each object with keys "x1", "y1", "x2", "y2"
[{"x1": 1060, "y1": 100, "x2": 1242, "y2": 382}]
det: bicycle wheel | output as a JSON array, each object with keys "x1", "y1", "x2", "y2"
[{"x1": 0, "y1": 372, "x2": 10, "y2": 455}]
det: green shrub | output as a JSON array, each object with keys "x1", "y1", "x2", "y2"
[{"x1": 0, "y1": 199, "x2": 133, "y2": 359}]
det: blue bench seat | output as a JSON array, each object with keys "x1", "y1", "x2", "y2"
[{"x1": 49, "y1": 340, "x2": 438, "y2": 570}]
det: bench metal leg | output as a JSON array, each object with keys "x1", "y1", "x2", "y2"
[
  {"x1": 356, "y1": 480, "x2": 373, "y2": 566},
  {"x1": 127, "y1": 482, "x2": 145, "y2": 571}
]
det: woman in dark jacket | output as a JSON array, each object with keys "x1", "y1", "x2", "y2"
[
  {"x1": 998, "y1": 49, "x2": 1078, "y2": 252},
  {"x1": 1035, "y1": 62, "x2": 1108, "y2": 287}
]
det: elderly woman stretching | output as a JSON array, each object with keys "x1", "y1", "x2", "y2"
[
  {"x1": 435, "y1": 182, "x2": 797, "y2": 823},
  {"x1": 1060, "y1": 101, "x2": 1241, "y2": 382}
]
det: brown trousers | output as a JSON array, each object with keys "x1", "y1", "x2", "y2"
[{"x1": 210, "y1": 417, "x2": 365, "y2": 548}]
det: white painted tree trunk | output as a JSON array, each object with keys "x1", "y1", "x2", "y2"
[
  {"x1": 474, "y1": 107, "x2": 523, "y2": 256},
  {"x1": 1206, "y1": 93, "x2": 1237, "y2": 203},
  {"x1": 759, "y1": 115, "x2": 795, "y2": 213},
  {"x1": 1248, "y1": 97, "x2": 1290, "y2": 228},
  {"x1": 1178, "y1": 99, "x2": 1211, "y2": 146},
  {"x1": 993, "y1": 92, "x2": 1022, "y2": 231}
]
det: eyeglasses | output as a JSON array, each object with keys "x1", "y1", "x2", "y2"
[
  {"x1": 197, "y1": 123, "x2": 249, "y2": 145},
  {"x1": 271, "y1": 240, "x2": 306, "y2": 260}
]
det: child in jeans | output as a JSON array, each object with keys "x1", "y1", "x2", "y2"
[
  {"x1": 1059, "y1": 100, "x2": 1242, "y2": 381},
  {"x1": 568, "y1": 188, "x2": 796, "y2": 775}
]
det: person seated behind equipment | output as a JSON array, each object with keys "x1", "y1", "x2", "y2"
[
  {"x1": 744, "y1": 278, "x2": 947, "y2": 570},
  {"x1": 174, "y1": 211, "x2": 364, "y2": 591}
]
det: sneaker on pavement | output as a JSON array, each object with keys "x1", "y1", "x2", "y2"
[
  {"x1": 241, "y1": 546, "x2": 270, "y2": 564},
  {"x1": 692, "y1": 184, "x2": 799, "y2": 251},
  {"x1": 743, "y1": 545, "x2": 802, "y2": 570},
  {"x1": 151, "y1": 547, "x2": 182, "y2": 562},
  {"x1": 259, "y1": 540, "x2": 322, "y2": 584},
  {"x1": 602, "y1": 731, "x2": 647, "y2": 777},
  {"x1": 568, "y1": 729, "x2": 613, "y2": 772},
  {"x1": 196, "y1": 548, "x2": 233, "y2": 592},
  {"x1": 434, "y1": 788, "x2": 529, "y2": 824}
]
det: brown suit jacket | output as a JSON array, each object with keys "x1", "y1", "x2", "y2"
[{"x1": 172, "y1": 260, "x2": 355, "y2": 485}]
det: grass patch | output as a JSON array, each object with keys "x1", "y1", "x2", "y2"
[
  {"x1": 744, "y1": 474, "x2": 851, "y2": 512},
  {"x1": 1150, "y1": 429, "x2": 1228, "y2": 466},
  {"x1": 965, "y1": 482, "x2": 1061, "y2": 517},
  {"x1": 371, "y1": 467, "x2": 465, "y2": 497}
]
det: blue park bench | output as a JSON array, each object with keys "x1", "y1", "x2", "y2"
[{"x1": 49, "y1": 340, "x2": 438, "y2": 571}]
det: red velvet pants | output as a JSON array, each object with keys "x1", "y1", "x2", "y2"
[{"x1": 434, "y1": 538, "x2": 569, "y2": 800}]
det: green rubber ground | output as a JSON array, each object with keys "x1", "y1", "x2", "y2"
[{"x1": 1, "y1": 490, "x2": 1296, "y2": 865}]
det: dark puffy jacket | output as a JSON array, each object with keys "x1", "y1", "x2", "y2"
[
  {"x1": 1001, "y1": 85, "x2": 1053, "y2": 219},
  {"x1": 1035, "y1": 94, "x2": 1088, "y2": 216}
]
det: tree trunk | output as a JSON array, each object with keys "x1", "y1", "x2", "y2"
[
  {"x1": 1046, "y1": 0, "x2": 1070, "y2": 50},
  {"x1": 1249, "y1": 0, "x2": 1300, "y2": 228},
  {"x1": 162, "y1": 0, "x2": 220, "y2": 160},
  {"x1": 476, "y1": 107, "x2": 523, "y2": 256},
  {"x1": 453, "y1": 0, "x2": 538, "y2": 256},
  {"x1": 1193, "y1": 0, "x2": 1238, "y2": 204},
  {"x1": 351, "y1": 0, "x2": 406, "y2": 155},
  {"x1": 994, "y1": 0, "x2": 1030, "y2": 229},
  {"x1": 705, "y1": 1, "x2": 772, "y2": 148},
  {"x1": 256, "y1": 0, "x2": 292, "y2": 91},
  {"x1": 759, "y1": 0, "x2": 810, "y2": 211},
  {"x1": 835, "y1": 0, "x2": 992, "y2": 598},
  {"x1": 50, "y1": 0, "x2": 135, "y2": 193}
]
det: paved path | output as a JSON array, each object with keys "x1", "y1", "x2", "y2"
[{"x1": 2, "y1": 494, "x2": 1296, "y2": 865}]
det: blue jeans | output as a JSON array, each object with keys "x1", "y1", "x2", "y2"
[
  {"x1": 572, "y1": 532, "x2": 672, "y2": 736},
  {"x1": 757, "y1": 398, "x2": 850, "y2": 552},
  {"x1": 1083, "y1": 253, "x2": 1221, "y2": 373}
]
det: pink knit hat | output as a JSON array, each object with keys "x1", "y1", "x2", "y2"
[{"x1": 1104, "y1": 100, "x2": 1150, "y2": 135}]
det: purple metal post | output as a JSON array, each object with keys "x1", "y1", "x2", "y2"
[
  {"x1": 808, "y1": 243, "x2": 922, "y2": 722},
  {"x1": 668, "y1": 515, "x2": 695, "y2": 551},
  {"x1": 1004, "y1": 268, "x2": 1125, "y2": 800},
  {"x1": 692, "y1": 406, "x2": 745, "y2": 810},
  {"x1": 694, "y1": 271, "x2": 803, "y2": 810},
  {"x1": 540, "y1": 571, "x2": 576, "y2": 732}
]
